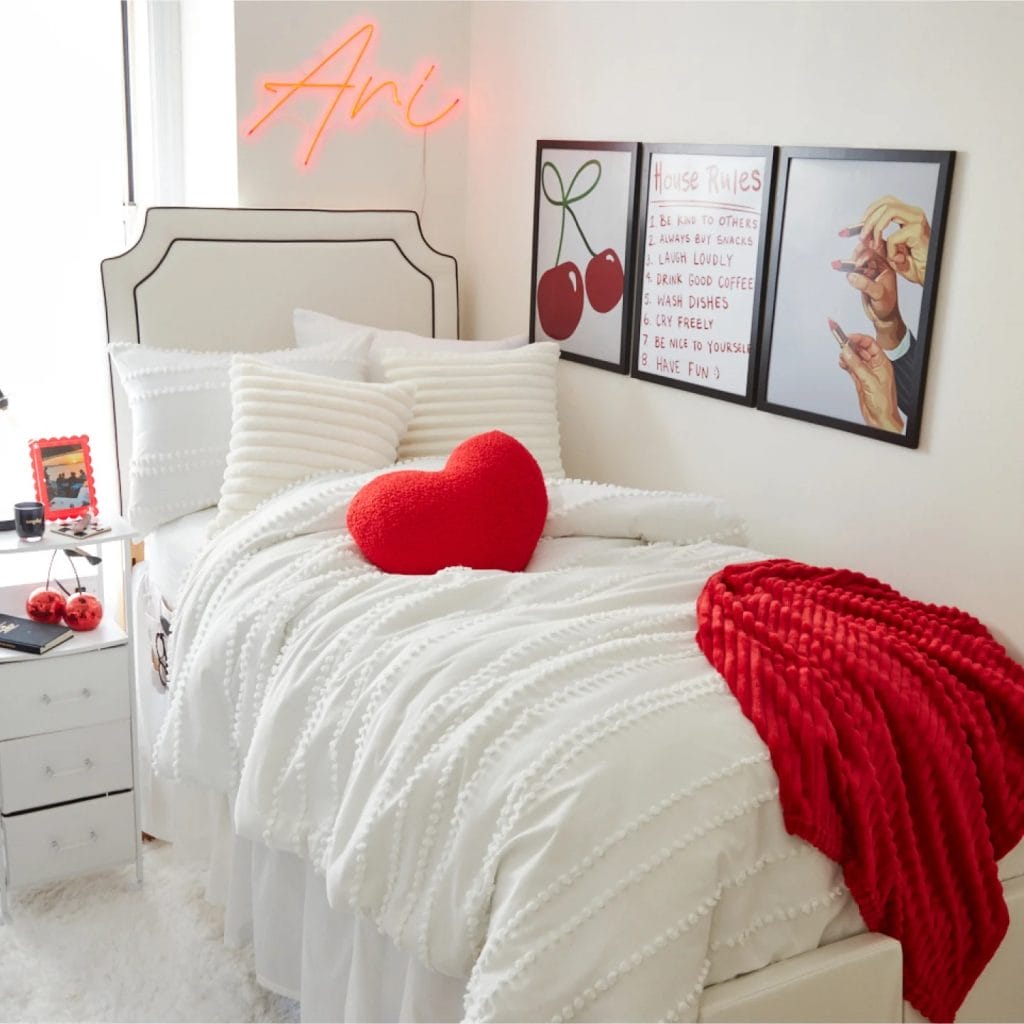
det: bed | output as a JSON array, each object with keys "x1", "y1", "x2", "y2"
[{"x1": 102, "y1": 207, "x2": 1023, "y2": 1023}]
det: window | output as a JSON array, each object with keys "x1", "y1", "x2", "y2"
[{"x1": 2, "y1": 1, "x2": 131, "y2": 586}]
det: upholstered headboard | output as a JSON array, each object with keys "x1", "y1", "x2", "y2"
[{"x1": 101, "y1": 206, "x2": 459, "y2": 510}]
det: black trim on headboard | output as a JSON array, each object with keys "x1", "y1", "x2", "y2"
[
  {"x1": 131, "y1": 236, "x2": 440, "y2": 341},
  {"x1": 101, "y1": 205, "x2": 460, "y2": 338}
]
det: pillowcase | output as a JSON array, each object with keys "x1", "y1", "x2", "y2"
[
  {"x1": 347, "y1": 431, "x2": 548, "y2": 575},
  {"x1": 293, "y1": 307, "x2": 527, "y2": 381},
  {"x1": 109, "y1": 334, "x2": 371, "y2": 534},
  {"x1": 210, "y1": 360, "x2": 416, "y2": 535},
  {"x1": 378, "y1": 342, "x2": 565, "y2": 477}
]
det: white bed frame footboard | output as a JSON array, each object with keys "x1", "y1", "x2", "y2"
[
  {"x1": 101, "y1": 207, "x2": 1023, "y2": 1024},
  {"x1": 702, "y1": 875, "x2": 1023, "y2": 1022}
]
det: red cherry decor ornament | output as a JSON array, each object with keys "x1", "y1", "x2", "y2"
[
  {"x1": 64, "y1": 592, "x2": 103, "y2": 632},
  {"x1": 537, "y1": 158, "x2": 624, "y2": 341},
  {"x1": 26, "y1": 587, "x2": 67, "y2": 624},
  {"x1": 25, "y1": 546, "x2": 104, "y2": 631}
]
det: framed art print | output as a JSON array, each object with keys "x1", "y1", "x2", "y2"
[
  {"x1": 529, "y1": 140, "x2": 640, "y2": 373},
  {"x1": 757, "y1": 147, "x2": 954, "y2": 447},
  {"x1": 631, "y1": 143, "x2": 775, "y2": 404},
  {"x1": 29, "y1": 435, "x2": 98, "y2": 521}
]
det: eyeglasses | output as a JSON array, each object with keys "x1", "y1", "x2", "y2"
[{"x1": 151, "y1": 631, "x2": 169, "y2": 692}]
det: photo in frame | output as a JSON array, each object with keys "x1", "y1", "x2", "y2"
[
  {"x1": 29, "y1": 435, "x2": 98, "y2": 521},
  {"x1": 529, "y1": 140, "x2": 640, "y2": 373},
  {"x1": 631, "y1": 143, "x2": 775, "y2": 403},
  {"x1": 757, "y1": 147, "x2": 954, "y2": 447}
]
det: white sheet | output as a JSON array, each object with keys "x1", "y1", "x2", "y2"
[
  {"x1": 146, "y1": 507, "x2": 218, "y2": 607},
  {"x1": 154, "y1": 467, "x2": 867, "y2": 1022}
]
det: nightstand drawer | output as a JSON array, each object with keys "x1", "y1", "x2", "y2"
[
  {"x1": 0, "y1": 645, "x2": 129, "y2": 741},
  {"x1": 2, "y1": 791, "x2": 136, "y2": 889},
  {"x1": 0, "y1": 721, "x2": 133, "y2": 814}
]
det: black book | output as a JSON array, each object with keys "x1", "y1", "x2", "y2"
[{"x1": 0, "y1": 612, "x2": 73, "y2": 655}]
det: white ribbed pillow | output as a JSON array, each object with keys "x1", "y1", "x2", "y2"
[
  {"x1": 378, "y1": 342, "x2": 564, "y2": 477},
  {"x1": 109, "y1": 335, "x2": 371, "y2": 534},
  {"x1": 293, "y1": 308, "x2": 527, "y2": 381},
  {"x1": 211, "y1": 360, "x2": 416, "y2": 535}
]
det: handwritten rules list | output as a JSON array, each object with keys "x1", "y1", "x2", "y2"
[{"x1": 635, "y1": 151, "x2": 769, "y2": 398}]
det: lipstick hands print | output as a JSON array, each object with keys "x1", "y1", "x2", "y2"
[
  {"x1": 828, "y1": 197, "x2": 932, "y2": 433},
  {"x1": 536, "y1": 160, "x2": 625, "y2": 341}
]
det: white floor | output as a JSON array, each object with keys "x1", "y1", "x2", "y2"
[{"x1": 0, "y1": 840, "x2": 298, "y2": 1023}]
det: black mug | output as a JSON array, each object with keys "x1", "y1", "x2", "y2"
[{"x1": 14, "y1": 502, "x2": 46, "y2": 541}]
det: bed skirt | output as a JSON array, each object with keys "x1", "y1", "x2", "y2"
[{"x1": 202, "y1": 796, "x2": 467, "y2": 1023}]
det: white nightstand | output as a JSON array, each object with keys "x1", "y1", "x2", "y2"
[{"x1": 0, "y1": 518, "x2": 142, "y2": 922}]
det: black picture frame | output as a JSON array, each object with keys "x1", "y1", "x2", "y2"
[
  {"x1": 529, "y1": 140, "x2": 640, "y2": 373},
  {"x1": 630, "y1": 143, "x2": 775, "y2": 404},
  {"x1": 756, "y1": 146, "x2": 955, "y2": 447}
]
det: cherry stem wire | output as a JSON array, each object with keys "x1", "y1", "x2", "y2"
[
  {"x1": 541, "y1": 159, "x2": 602, "y2": 264},
  {"x1": 45, "y1": 547, "x2": 82, "y2": 596}
]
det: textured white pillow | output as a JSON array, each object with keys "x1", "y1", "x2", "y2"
[
  {"x1": 293, "y1": 308, "x2": 527, "y2": 381},
  {"x1": 211, "y1": 360, "x2": 416, "y2": 535},
  {"x1": 379, "y1": 342, "x2": 565, "y2": 477},
  {"x1": 109, "y1": 335, "x2": 371, "y2": 534}
]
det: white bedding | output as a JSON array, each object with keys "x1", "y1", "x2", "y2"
[
  {"x1": 146, "y1": 507, "x2": 217, "y2": 607},
  {"x1": 154, "y1": 468, "x2": 865, "y2": 1022}
]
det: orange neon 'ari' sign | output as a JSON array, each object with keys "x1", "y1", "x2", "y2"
[{"x1": 244, "y1": 22, "x2": 461, "y2": 167}]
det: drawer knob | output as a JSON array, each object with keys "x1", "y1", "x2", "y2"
[
  {"x1": 40, "y1": 688, "x2": 93, "y2": 707},
  {"x1": 50, "y1": 830, "x2": 98, "y2": 853},
  {"x1": 44, "y1": 758, "x2": 95, "y2": 779}
]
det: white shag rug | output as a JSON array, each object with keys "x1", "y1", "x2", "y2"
[{"x1": 0, "y1": 840, "x2": 299, "y2": 1023}]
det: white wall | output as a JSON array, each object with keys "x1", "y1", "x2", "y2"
[
  {"x1": 233, "y1": 1, "x2": 469, "y2": 277},
  {"x1": 463, "y1": 1, "x2": 1024, "y2": 653}
]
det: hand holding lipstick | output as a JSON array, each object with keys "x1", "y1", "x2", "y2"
[
  {"x1": 839, "y1": 237, "x2": 907, "y2": 351},
  {"x1": 845, "y1": 196, "x2": 932, "y2": 285},
  {"x1": 830, "y1": 322, "x2": 904, "y2": 433}
]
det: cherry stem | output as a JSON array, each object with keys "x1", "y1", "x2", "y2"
[
  {"x1": 45, "y1": 547, "x2": 82, "y2": 595},
  {"x1": 65, "y1": 549, "x2": 82, "y2": 594},
  {"x1": 541, "y1": 159, "x2": 602, "y2": 263}
]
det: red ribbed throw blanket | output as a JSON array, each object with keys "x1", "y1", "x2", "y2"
[{"x1": 696, "y1": 560, "x2": 1024, "y2": 1022}]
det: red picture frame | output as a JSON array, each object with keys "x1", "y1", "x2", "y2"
[{"x1": 29, "y1": 435, "x2": 98, "y2": 521}]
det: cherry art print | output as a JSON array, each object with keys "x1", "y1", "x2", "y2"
[
  {"x1": 536, "y1": 160, "x2": 623, "y2": 337},
  {"x1": 529, "y1": 141, "x2": 639, "y2": 372}
]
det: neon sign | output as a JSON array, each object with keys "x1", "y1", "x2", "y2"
[{"x1": 244, "y1": 21, "x2": 461, "y2": 168}]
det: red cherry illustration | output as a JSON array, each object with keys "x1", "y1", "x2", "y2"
[
  {"x1": 537, "y1": 261, "x2": 584, "y2": 341},
  {"x1": 585, "y1": 248, "x2": 624, "y2": 313}
]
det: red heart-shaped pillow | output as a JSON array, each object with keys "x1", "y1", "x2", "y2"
[{"x1": 347, "y1": 431, "x2": 548, "y2": 575}]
